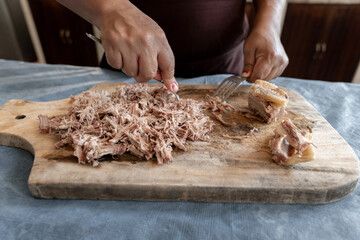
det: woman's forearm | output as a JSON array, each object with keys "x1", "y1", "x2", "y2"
[
  {"x1": 56, "y1": 0, "x2": 129, "y2": 28},
  {"x1": 252, "y1": 0, "x2": 286, "y2": 35}
]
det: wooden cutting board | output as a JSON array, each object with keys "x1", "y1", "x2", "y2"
[{"x1": 0, "y1": 83, "x2": 359, "y2": 204}]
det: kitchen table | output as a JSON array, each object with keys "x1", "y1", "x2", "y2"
[{"x1": 0, "y1": 59, "x2": 359, "y2": 240}]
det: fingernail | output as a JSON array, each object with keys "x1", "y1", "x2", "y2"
[
  {"x1": 242, "y1": 71, "x2": 250, "y2": 78},
  {"x1": 171, "y1": 83, "x2": 178, "y2": 92}
]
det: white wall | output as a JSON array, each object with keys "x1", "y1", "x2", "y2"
[
  {"x1": 19, "y1": 0, "x2": 45, "y2": 63},
  {"x1": 0, "y1": 0, "x2": 36, "y2": 61}
]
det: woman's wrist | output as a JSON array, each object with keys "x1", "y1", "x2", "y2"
[
  {"x1": 57, "y1": 0, "x2": 133, "y2": 29},
  {"x1": 95, "y1": 0, "x2": 133, "y2": 29},
  {"x1": 252, "y1": 0, "x2": 286, "y2": 36}
]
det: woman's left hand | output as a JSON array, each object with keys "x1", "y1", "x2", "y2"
[{"x1": 242, "y1": 28, "x2": 289, "y2": 83}]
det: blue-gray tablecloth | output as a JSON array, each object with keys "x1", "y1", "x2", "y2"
[{"x1": 0, "y1": 59, "x2": 359, "y2": 240}]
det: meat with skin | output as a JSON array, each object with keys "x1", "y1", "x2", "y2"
[
  {"x1": 38, "y1": 84, "x2": 235, "y2": 166},
  {"x1": 269, "y1": 118, "x2": 314, "y2": 166},
  {"x1": 248, "y1": 80, "x2": 289, "y2": 123}
]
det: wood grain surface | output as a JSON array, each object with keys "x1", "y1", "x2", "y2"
[{"x1": 0, "y1": 83, "x2": 358, "y2": 204}]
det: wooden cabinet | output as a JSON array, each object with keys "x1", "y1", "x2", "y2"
[
  {"x1": 281, "y1": 4, "x2": 360, "y2": 82},
  {"x1": 28, "y1": 0, "x2": 98, "y2": 67}
]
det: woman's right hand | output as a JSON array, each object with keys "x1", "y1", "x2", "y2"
[{"x1": 99, "y1": 1, "x2": 178, "y2": 92}]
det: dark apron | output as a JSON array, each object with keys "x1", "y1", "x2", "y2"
[{"x1": 100, "y1": 0, "x2": 248, "y2": 77}]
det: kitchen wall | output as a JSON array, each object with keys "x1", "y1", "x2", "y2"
[
  {"x1": 0, "y1": 0, "x2": 36, "y2": 62},
  {"x1": 19, "y1": 0, "x2": 45, "y2": 63}
]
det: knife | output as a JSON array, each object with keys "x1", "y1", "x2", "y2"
[{"x1": 86, "y1": 33, "x2": 180, "y2": 101}]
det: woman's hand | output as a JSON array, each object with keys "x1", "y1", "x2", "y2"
[
  {"x1": 243, "y1": 0, "x2": 288, "y2": 83},
  {"x1": 57, "y1": 0, "x2": 178, "y2": 92},
  {"x1": 243, "y1": 28, "x2": 288, "y2": 83},
  {"x1": 99, "y1": 1, "x2": 178, "y2": 92}
]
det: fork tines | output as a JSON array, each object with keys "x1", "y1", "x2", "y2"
[{"x1": 213, "y1": 76, "x2": 245, "y2": 101}]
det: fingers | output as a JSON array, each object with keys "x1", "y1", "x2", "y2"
[
  {"x1": 119, "y1": 47, "x2": 138, "y2": 78},
  {"x1": 99, "y1": 5, "x2": 179, "y2": 90},
  {"x1": 134, "y1": 31, "x2": 159, "y2": 83},
  {"x1": 158, "y1": 50, "x2": 178, "y2": 92},
  {"x1": 248, "y1": 56, "x2": 273, "y2": 82},
  {"x1": 242, "y1": 45, "x2": 255, "y2": 80},
  {"x1": 246, "y1": 52, "x2": 288, "y2": 82},
  {"x1": 131, "y1": 46, "x2": 177, "y2": 91},
  {"x1": 242, "y1": 64, "x2": 253, "y2": 78},
  {"x1": 135, "y1": 54, "x2": 157, "y2": 83},
  {"x1": 153, "y1": 70, "x2": 162, "y2": 82},
  {"x1": 102, "y1": 29, "x2": 175, "y2": 88},
  {"x1": 106, "y1": 47, "x2": 177, "y2": 92},
  {"x1": 275, "y1": 54, "x2": 289, "y2": 78},
  {"x1": 104, "y1": 48, "x2": 123, "y2": 70},
  {"x1": 243, "y1": 29, "x2": 289, "y2": 83}
]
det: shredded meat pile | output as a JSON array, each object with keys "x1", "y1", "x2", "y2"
[{"x1": 38, "y1": 84, "x2": 234, "y2": 166}]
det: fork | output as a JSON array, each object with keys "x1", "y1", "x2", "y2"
[
  {"x1": 213, "y1": 75, "x2": 247, "y2": 101},
  {"x1": 85, "y1": 33, "x2": 180, "y2": 101},
  {"x1": 86, "y1": 33, "x2": 102, "y2": 44}
]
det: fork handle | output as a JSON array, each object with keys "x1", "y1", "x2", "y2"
[{"x1": 86, "y1": 33, "x2": 102, "y2": 45}]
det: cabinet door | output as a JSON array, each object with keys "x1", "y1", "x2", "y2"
[
  {"x1": 281, "y1": 4, "x2": 360, "y2": 82},
  {"x1": 28, "y1": 0, "x2": 98, "y2": 67}
]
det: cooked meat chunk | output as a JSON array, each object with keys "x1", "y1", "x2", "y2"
[
  {"x1": 248, "y1": 80, "x2": 289, "y2": 123},
  {"x1": 269, "y1": 118, "x2": 314, "y2": 166}
]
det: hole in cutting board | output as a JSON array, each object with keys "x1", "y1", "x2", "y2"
[{"x1": 15, "y1": 115, "x2": 26, "y2": 120}]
